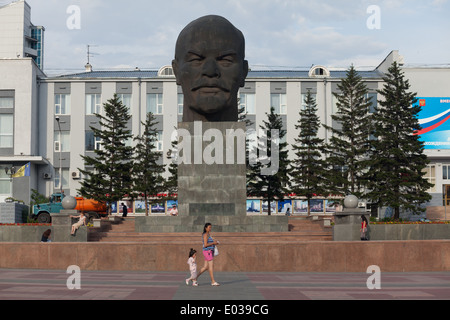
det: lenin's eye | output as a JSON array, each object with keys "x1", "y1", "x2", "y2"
[
  {"x1": 218, "y1": 55, "x2": 235, "y2": 66},
  {"x1": 186, "y1": 53, "x2": 204, "y2": 63}
]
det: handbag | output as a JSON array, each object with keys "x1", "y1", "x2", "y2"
[
  {"x1": 214, "y1": 246, "x2": 219, "y2": 256},
  {"x1": 361, "y1": 227, "x2": 368, "y2": 241}
]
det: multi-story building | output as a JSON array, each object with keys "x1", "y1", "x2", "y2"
[
  {"x1": 1, "y1": 1, "x2": 449, "y2": 218},
  {"x1": 0, "y1": 0, "x2": 46, "y2": 206},
  {"x1": 0, "y1": 0, "x2": 45, "y2": 69}
]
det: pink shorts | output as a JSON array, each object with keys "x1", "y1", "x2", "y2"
[{"x1": 203, "y1": 250, "x2": 214, "y2": 261}]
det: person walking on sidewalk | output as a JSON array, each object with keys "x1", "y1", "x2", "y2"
[
  {"x1": 186, "y1": 248, "x2": 198, "y2": 286},
  {"x1": 196, "y1": 223, "x2": 220, "y2": 286},
  {"x1": 360, "y1": 215, "x2": 369, "y2": 241}
]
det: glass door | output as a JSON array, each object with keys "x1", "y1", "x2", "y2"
[{"x1": 444, "y1": 185, "x2": 450, "y2": 206}]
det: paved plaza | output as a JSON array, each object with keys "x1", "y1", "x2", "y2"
[{"x1": 0, "y1": 269, "x2": 449, "y2": 301}]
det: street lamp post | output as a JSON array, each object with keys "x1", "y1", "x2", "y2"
[
  {"x1": 4, "y1": 166, "x2": 16, "y2": 200},
  {"x1": 55, "y1": 116, "x2": 63, "y2": 195}
]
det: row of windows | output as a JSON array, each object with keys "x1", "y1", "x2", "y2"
[
  {"x1": 55, "y1": 93, "x2": 258, "y2": 116},
  {"x1": 54, "y1": 130, "x2": 164, "y2": 153},
  {"x1": 54, "y1": 92, "x2": 378, "y2": 117}
]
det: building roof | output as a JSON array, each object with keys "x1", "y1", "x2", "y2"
[{"x1": 48, "y1": 68, "x2": 385, "y2": 81}]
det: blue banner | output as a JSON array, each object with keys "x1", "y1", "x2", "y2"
[{"x1": 416, "y1": 97, "x2": 450, "y2": 149}]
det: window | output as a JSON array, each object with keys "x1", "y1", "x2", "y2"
[
  {"x1": 239, "y1": 93, "x2": 256, "y2": 114},
  {"x1": 147, "y1": 93, "x2": 163, "y2": 115},
  {"x1": 0, "y1": 97, "x2": 14, "y2": 108},
  {"x1": 309, "y1": 66, "x2": 330, "y2": 78},
  {"x1": 54, "y1": 169, "x2": 69, "y2": 190},
  {"x1": 158, "y1": 66, "x2": 175, "y2": 77},
  {"x1": 423, "y1": 165, "x2": 436, "y2": 193},
  {"x1": 86, "y1": 94, "x2": 102, "y2": 115},
  {"x1": 0, "y1": 166, "x2": 11, "y2": 195},
  {"x1": 0, "y1": 115, "x2": 13, "y2": 148},
  {"x1": 443, "y1": 165, "x2": 450, "y2": 180},
  {"x1": 153, "y1": 131, "x2": 163, "y2": 152},
  {"x1": 271, "y1": 94, "x2": 287, "y2": 115},
  {"x1": 85, "y1": 131, "x2": 102, "y2": 151},
  {"x1": 54, "y1": 131, "x2": 70, "y2": 152},
  {"x1": 367, "y1": 93, "x2": 377, "y2": 113},
  {"x1": 55, "y1": 94, "x2": 71, "y2": 115},
  {"x1": 118, "y1": 93, "x2": 132, "y2": 110},
  {"x1": 178, "y1": 94, "x2": 184, "y2": 115}
]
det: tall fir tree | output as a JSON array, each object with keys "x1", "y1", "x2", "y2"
[
  {"x1": 324, "y1": 65, "x2": 372, "y2": 197},
  {"x1": 247, "y1": 107, "x2": 291, "y2": 215},
  {"x1": 365, "y1": 62, "x2": 432, "y2": 220},
  {"x1": 132, "y1": 112, "x2": 166, "y2": 216},
  {"x1": 78, "y1": 94, "x2": 133, "y2": 214},
  {"x1": 291, "y1": 91, "x2": 328, "y2": 215}
]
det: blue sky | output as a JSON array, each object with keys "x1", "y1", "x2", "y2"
[{"x1": 5, "y1": 0, "x2": 449, "y2": 74}]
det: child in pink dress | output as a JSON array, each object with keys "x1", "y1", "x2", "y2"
[{"x1": 186, "y1": 248, "x2": 198, "y2": 286}]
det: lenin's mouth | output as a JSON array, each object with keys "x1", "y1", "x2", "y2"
[{"x1": 192, "y1": 84, "x2": 230, "y2": 94}]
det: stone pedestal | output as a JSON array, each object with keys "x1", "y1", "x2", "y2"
[
  {"x1": 177, "y1": 121, "x2": 247, "y2": 217},
  {"x1": 333, "y1": 209, "x2": 370, "y2": 241},
  {"x1": 332, "y1": 195, "x2": 370, "y2": 241},
  {"x1": 0, "y1": 203, "x2": 28, "y2": 224},
  {"x1": 52, "y1": 210, "x2": 87, "y2": 242},
  {"x1": 136, "y1": 121, "x2": 288, "y2": 233}
]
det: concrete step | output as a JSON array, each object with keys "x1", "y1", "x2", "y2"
[
  {"x1": 88, "y1": 216, "x2": 333, "y2": 242},
  {"x1": 90, "y1": 231, "x2": 332, "y2": 243}
]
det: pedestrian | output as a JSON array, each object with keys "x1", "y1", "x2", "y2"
[
  {"x1": 360, "y1": 215, "x2": 369, "y2": 241},
  {"x1": 70, "y1": 212, "x2": 87, "y2": 236},
  {"x1": 196, "y1": 223, "x2": 220, "y2": 286},
  {"x1": 41, "y1": 229, "x2": 52, "y2": 242},
  {"x1": 121, "y1": 202, "x2": 128, "y2": 218},
  {"x1": 186, "y1": 248, "x2": 198, "y2": 287}
]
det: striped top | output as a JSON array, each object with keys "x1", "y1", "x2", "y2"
[{"x1": 203, "y1": 233, "x2": 215, "y2": 251}]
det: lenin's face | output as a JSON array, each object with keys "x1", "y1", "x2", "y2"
[{"x1": 172, "y1": 16, "x2": 249, "y2": 122}]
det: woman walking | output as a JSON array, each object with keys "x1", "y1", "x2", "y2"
[{"x1": 196, "y1": 223, "x2": 220, "y2": 286}]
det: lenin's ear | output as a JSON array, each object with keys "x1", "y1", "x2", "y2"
[
  {"x1": 172, "y1": 59, "x2": 181, "y2": 85},
  {"x1": 240, "y1": 60, "x2": 249, "y2": 87}
]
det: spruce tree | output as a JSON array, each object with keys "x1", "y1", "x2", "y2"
[
  {"x1": 324, "y1": 65, "x2": 372, "y2": 197},
  {"x1": 291, "y1": 91, "x2": 328, "y2": 215},
  {"x1": 132, "y1": 112, "x2": 166, "y2": 216},
  {"x1": 365, "y1": 62, "x2": 432, "y2": 220},
  {"x1": 247, "y1": 107, "x2": 291, "y2": 215},
  {"x1": 78, "y1": 94, "x2": 133, "y2": 214}
]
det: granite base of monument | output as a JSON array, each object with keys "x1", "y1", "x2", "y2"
[
  {"x1": 135, "y1": 121, "x2": 288, "y2": 233},
  {"x1": 135, "y1": 215, "x2": 289, "y2": 233}
]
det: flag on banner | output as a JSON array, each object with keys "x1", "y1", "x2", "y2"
[{"x1": 13, "y1": 163, "x2": 31, "y2": 178}]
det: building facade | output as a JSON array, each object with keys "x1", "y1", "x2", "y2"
[
  {"x1": 0, "y1": 0, "x2": 45, "y2": 69},
  {"x1": 1, "y1": 1, "x2": 449, "y2": 217}
]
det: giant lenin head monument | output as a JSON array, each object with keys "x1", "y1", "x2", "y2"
[
  {"x1": 172, "y1": 15, "x2": 249, "y2": 122},
  {"x1": 137, "y1": 15, "x2": 288, "y2": 232}
]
